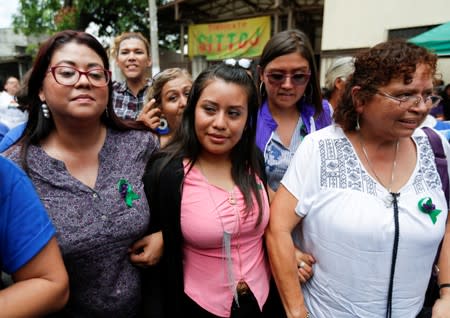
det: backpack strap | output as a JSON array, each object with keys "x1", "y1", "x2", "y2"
[
  {"x1": 421, "y1": 127, "x2": 449, "y2": 307},
  {"x1": 422, "y1": 127, "x2": 449, "y2": 204}
]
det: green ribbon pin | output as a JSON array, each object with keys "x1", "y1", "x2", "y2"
[
  {"x1": 418, "y1": 197, "x2": 441, "y2": 224},
  {"x1": 117, "y1": 178, "x2": 140, "y2": 208}
]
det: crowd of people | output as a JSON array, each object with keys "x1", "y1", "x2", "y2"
[{"x1": 1, "y1": 27, "x2": 450, "y2": 318}]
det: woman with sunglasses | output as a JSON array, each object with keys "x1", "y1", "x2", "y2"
[
  {"x1": 256, "y1": 30, "x2": 331, "y2": 285},
  {"x1": 266, "y1": 39, "x2": 450, "y2": 318},
  {"x1": 5, "y1": 30, "x2": 160, "y2": 317},
  {"x1": 256, "y1": 29, "x2": 331, "y2": 203}
]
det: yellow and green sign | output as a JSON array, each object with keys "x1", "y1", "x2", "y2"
[{"x1": 188, "y1": 16, "x2": 271, "y2": 60}]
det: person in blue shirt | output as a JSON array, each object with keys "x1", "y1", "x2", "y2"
[
  {"x1": 0, "y1": 156, "x2": 69, "y2": 317},
  {"x1": 0, "y1": 121, "x2": 25, "y2": 152},
  {"x1": 0, "y1": 122, "x2": 8, "y2": 142}
]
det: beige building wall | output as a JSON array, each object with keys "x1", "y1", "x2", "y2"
[{"x1": 320, "y1": 0, "x2": 450, "y2": 85}]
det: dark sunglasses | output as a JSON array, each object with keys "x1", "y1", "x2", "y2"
[{"x1": 265, "y1": 72, "x2": 311, "y2": 86}]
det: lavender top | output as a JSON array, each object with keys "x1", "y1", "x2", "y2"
[{"x1": 7, "y1": 128, "x2": 159, "y2": 317}]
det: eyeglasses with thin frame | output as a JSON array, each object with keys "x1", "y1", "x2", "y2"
[
  {"x1": 376, "y1": 90, "x2": 442, "y2": 110},
  {"x1": 47, "y1": 66, "x2": 111, "y2": 88},
  {"x1": 223, "y1": 58, "x2": 253, "y2": 70},
  {"x1": 265, "y1": 72, "x2": 311, "y2": 86}
]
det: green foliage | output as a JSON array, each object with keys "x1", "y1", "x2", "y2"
[
  {"x1": 11, "y1": 0, "x2": 179, "y2": 50},
  {"x1": 13, "y1": 0, "x2": 63, "y2": 35},
  {"x1": 25, "y1": 43, "x2": 39, "y2": 59}
]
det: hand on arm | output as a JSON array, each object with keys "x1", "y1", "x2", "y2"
[
  {"x1": 137, "y1": 99, "x2": 161, "y2": 130},
  {"x1": 295, "y1": 248, "x2": 315, "y2": 284},
  {"x1": 129, "y1": 231, "x2": 164, "y2": 267},
  {"x1": 0, "y1": 237, "x2": 69, "y2": 318},
  {"x1": 265, "y1": 185, "x2": 309, "y2": 318}
]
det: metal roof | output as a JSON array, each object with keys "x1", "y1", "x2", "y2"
[{"x1": 158, "y1": 0, "x2": 324, "y2": 35}]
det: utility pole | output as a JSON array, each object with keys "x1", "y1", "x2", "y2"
[{"x1": 148, "y1": 0, "x2": 160, "y2": 75}]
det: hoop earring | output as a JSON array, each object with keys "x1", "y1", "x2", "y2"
[
  {"x1": 355, "y1": 115, "x2": 360, "y2": 131},
  {"x1": 259, "y1": 81, "x2": 266, "y2": 95},
  {"x1": 41, "y1": 103, "x2": 50, "y2": 119},
  {"x1": 157, "y1": 117, "x2": 170, "y2": 135}
]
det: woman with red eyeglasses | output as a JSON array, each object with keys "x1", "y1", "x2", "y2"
[
  {"x1": 4, "y1": 30, "x2": 160, "y2": 317},
  {"x1": 256, "y1": 29, "x2": 331, "y2": 204}
]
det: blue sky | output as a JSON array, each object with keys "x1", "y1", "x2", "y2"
[{"x1": 0, "y1": 0, "x2": 19, "y2": 28}]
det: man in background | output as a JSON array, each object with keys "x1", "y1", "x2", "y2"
[
  {"x1": 0, "y1": 76, "x2": 28, "y2": 130},
  {"x1": 0, "y1": 76, "x2": 20, "y2": 109}
]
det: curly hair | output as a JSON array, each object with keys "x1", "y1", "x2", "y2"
[{"x1": 334, "y1": 39, "x2": 437, "y2": 131}]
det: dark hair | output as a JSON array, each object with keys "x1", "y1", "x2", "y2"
[
  {"x1": 334, "y1": 39, "x2": 438, "y2": 131},
  {"x1": 258, "y1": 29, "x2": 323, "y2": 117},
  {"x1": 442, "y1": 83, "x2": 450, "y2": 120},
  {"x1": 4, "y1": 76, "x2": 19, "y2": 87},
  {"x1": 442, "y1": 84, "x2": 450, "y2": 100},
  {"x1": 152, "y1": 63, "x2": 265, "y2": 225},
  {"x1": 16, "y1": 69, "x2": 32, "y2": 112},
  {"x1": 19, "y1": 30, "x2": 146, "y2": 171}
]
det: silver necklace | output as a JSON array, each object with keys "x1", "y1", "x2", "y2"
[
  {"x1": 358, "y1": 133, "x2": 399, "y2": 193},
  {"x1": 197, "y1": 160, "x2": 243, "y2": 305}
]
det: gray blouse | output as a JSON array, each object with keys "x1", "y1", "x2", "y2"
[{"x1": 7, "y1": 128, "x2": 159, "y2": 317}]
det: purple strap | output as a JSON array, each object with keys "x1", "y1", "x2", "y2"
[
  {"x1": 422, "y1": 126, "x2": 448, "y2": 299},
  {"x1": 422, "y1": 127, "x2": 449, "y2": 204}
]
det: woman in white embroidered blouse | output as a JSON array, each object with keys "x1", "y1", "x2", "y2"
[{"x1": 266, "y1": 40, "x2": 450, "y2": 318}]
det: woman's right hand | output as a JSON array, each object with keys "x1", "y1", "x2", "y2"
[
  {"x1": 137, "y1": 98, "x2": 161, "y2": 130},
  {"x1": 128, "y1": 231, "x2": 164, "y2": 267},
  {"x1": 295, "y1": 248, "x2": 316, "y2": 284}
]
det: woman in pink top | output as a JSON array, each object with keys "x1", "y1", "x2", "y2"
[{"x1": 143, "y1": 63, "x2": 284, "y2": 317}]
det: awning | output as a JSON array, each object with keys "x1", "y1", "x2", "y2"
[{"x1": 409, "y1": 21, "x2": 450, "y2": 56}]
